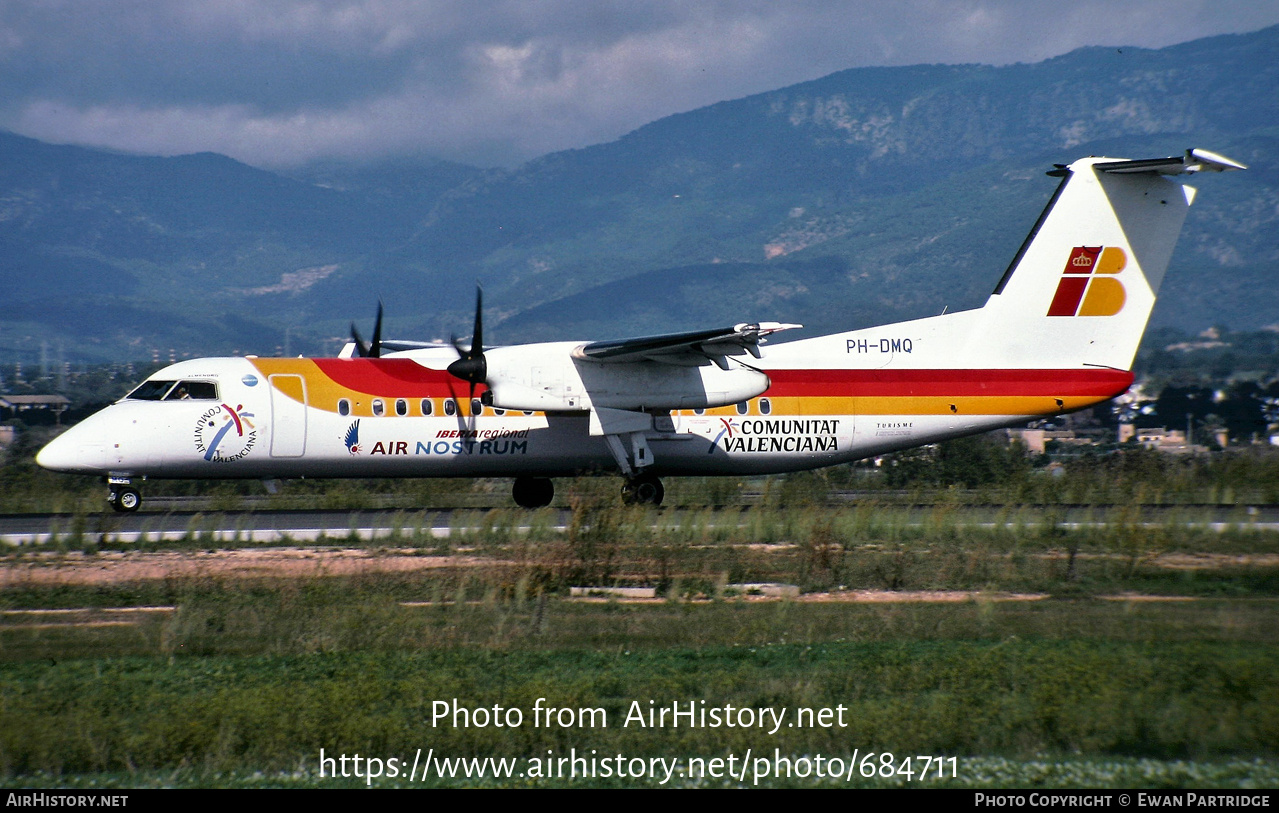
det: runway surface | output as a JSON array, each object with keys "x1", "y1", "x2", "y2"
[{"x1": 3, "y1": 502, "x2": 1279, "y2": 545}]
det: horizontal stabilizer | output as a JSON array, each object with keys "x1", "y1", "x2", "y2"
[{"x1": 1093, "y1": 148, "x2": 1247, "y2": 176}]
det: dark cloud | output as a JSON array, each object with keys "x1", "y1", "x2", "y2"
[{"x1": 1, "y1": 1, "x2": 1276, "y2": 168}]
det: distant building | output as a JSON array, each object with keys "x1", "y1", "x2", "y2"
[
  {"x1": 1126, "y1": 426, "x2": 1211, "y2": 454},
  {"x1": 0, "y1": 394, "x2": 71, "y2": 423},
  {"x1": 1008, "y1": 427, "x2": 1047, "y2": 454},
  {"x1": 1007, "y1": 426, "x2": 1108, "y2": 454}
]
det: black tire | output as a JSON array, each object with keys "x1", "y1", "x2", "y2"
[
  {"x1": 512, "y1": 476, "x2": 554, "y2": 508},
  {"x1": 622, "y1": 474, "x2": 664, "y2": 506},
  {"x1": 111, "y1": 487, "x2": 141, "y2": 513}
]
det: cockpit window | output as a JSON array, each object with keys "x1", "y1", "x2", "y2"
[
  {"x1": 126, "y1": 379, "x2": 219, "y2": 401},
  {"x1": 126, "y1": 380, "x2": 177, "y2": 401},
  {"x1": 165, "y1": 380, "x2": 219, "y2": 401}
]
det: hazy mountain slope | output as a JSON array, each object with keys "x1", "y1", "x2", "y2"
[
  {"x1": 0, "y1": 26, "x2": 1276, "y2": 361},
  {"x1": 0, "y1": 132, "x2": 481, "y2": 357},
  {"x1": 389, "y1": 27, "x2": 1278, "y2": 343},
  {"x1": 480, "y1": 132, "x2": 1278, "y2": 345}
]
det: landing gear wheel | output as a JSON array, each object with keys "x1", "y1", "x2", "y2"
[
  {"x1": 621, "y1": 473, "x2": 664, "y2": 506},
  {"x1": 109, "y1": 486, "x2": 141, "y2": 513},
  {"x1": 512, "y1": 476, "x2": 554, "y2": 508}
]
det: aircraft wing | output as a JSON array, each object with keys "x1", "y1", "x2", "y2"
[{"x1": 574, "y1": 321, "x2": 802, "y2": 367}]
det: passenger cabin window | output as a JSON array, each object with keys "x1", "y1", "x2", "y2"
[
  {"x1": 165, "y1": 380, "x2": 218, "y2": 401},
  {"x1": 736, "y1": 401, "x2": 748, "y2": 415},
  {"x1": 126, "y1": 380, "x2": 177, "y2": 401},
  {"x1": 444, "y1": 399, "x2": 457, "y2": 416},
  {"x1": 471, "y1": 398, "x2": 483, "y2": 416},
  {"x1": 338, "y1": 399, "x2": 351, "y2": 416},
  {"x1": 694, "y1": 408, "x2": 705, "y2": 416},
  {"x1": 760, "y1": 398, "x2": 772, "y2": 415},
  {"x1": 421, "y1": 399, "x2": 434, "y2": 416},
  {"x1": 395, "y1": 399, "x2": 408, "y2": 417},
  {"x1": 372, "y1": 399, "x2": 385, "y2": 417}
]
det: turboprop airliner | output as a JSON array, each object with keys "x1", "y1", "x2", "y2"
[{"x1": 36, "y1": 149, "x2": 1245, "y2": 511}]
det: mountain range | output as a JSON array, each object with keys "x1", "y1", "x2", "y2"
[{"x1": 2, "y1": 25, "x2": 1277, "y2": 364}]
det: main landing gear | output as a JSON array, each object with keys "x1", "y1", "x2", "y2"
[
  {"x1": 512, "y1": 476, "x2": 555, "y2": 509},
  {"x1": 107, "y1": 479, "x2": 142, "y2": 513},
  {"x1": 621, "y1": 473, "x2": 664, "y2": 506},
  {"x1": 510, "y1": 474, "x2": 665, "y2": 507}
]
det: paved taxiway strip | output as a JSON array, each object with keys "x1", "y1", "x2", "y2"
[
  {"x1": 4, "y1": 506, "x2": 1279, "y2": 545},
  {"x1": 0, "y1": 510, "x2": 510, "y2": 545}
]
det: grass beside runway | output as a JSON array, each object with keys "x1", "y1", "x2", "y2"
[
  {"x1": 0, "y1": 573, "x2": 1277, "y2": 787},
  {"x1": 0, "y1": 612, "x2": 1276, "y2": 786},
  {"x1": 2, "y1": 479, "x2": 1279, "y2": 787}
]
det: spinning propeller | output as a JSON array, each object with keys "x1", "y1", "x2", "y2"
[
  {"x1": 446, "y1": 287, "x2": 488, "y2": 400},
  {"x1": 350, "y1": 300, "x2": 384, "y2": 358},
  {"x1": 348, "y1": 290, "x2": 489, "y2": 417}
]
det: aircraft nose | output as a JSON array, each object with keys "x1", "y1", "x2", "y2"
[
  {"x1": 35, "y1": 431, "x2": 76, "y2": 472},
  {"x1": 35, "y1": 425, "x2": 107, "y2": 473}
]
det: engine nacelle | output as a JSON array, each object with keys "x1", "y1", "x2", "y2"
[{"x1": 483, "y1": 342, "x2": 770, "y2": 412}]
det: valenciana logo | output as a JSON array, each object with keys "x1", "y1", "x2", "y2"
[
  {"x1": 1047, "y1": 246, "x2": 1127, "y2": 317},
  {"x1": 194, "y1": 404, "x2": 258, "y2": 462}
]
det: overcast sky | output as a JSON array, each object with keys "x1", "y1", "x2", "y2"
[{"x1": 2, "y1": 1, "x2": 1277, "y2": 170}]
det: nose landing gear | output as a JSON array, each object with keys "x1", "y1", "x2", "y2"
[
  {"x1": 108, "y1": 484, "x2": 142, "y2": 513},
  {"x1": 106, "y1": 476, "x2": 141, "y2": 513}
]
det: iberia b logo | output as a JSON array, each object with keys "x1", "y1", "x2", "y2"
[{"x1": 1047, "y1": 246, "x2": 1127, "y2": 317}]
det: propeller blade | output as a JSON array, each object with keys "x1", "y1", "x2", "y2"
[
  {"x1": 446, "y1": 285, "x2": 487, "y2": 385},
  {"x1": 470, "y1": 288, "x2": 483, "y2": 360},
  {"x1": 370, "y1": 300, "x2": 384, "y2": 359},
  {"x1": 350, "y1": 322, "x2": 370, "y2": 358},
  {"x1": 350, "y1": 301, "x2": 385, "y2": 359}
]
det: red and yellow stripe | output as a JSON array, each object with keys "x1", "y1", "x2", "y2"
[
  {"x1": 249, "y1": 358, "x2": 487, "y2": 417},
  {"x1": 701, "y1": 368, "x2": 1132, "y2": 418},
  {"x1": 249, "y1": 358, "x2": 1132, "y2": 420}
]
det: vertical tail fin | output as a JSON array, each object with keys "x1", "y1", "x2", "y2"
[{"x1": 973, "y1": 149, "x2": 1245, "y2": 371}]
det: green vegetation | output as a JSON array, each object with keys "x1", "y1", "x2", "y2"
[
  {"x1": 0, "y1": 592, "x2": 1276, "y2": 787},
  {"x1": 13, "y1": 429, "x2": 1279, "y2": 514},
  {"x1": 2, "y1": 482, "x2": 1278, "y2": 786},
  {"x1": 1, "y1": 637, "x2": 1276, "y2": 782},
  {"x1": 3, "y1": 434, "x2": 1279, "y2": 787}
]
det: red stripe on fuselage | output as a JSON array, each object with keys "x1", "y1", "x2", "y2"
[
  {"x1": 309, "y1": 360, "x2": 1131, "y2": 402},
  {"x1": 312, "y1": 358, "x2": 487, "y2": 397},
  {"x1": 764, "y1": 368, "x2": 1133, "y2": 398}
]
